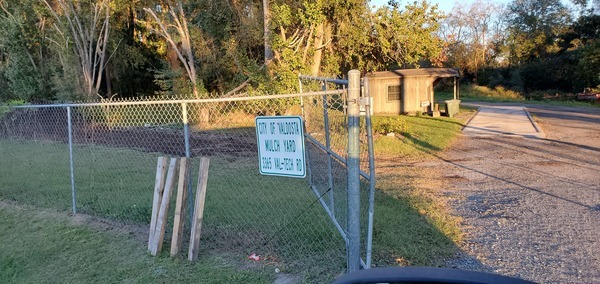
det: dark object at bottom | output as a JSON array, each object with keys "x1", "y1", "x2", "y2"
[{"x1": 333, "y1": 267, "x2": 536, "y2": 284}]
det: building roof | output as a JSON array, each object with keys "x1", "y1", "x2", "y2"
[{"x1": 366, "y1": 68, "x2": 459, "y2": 79}]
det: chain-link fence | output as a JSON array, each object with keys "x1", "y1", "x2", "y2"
[{"x1": 0, "y1": 73, "x2": 375, "y2": 281}]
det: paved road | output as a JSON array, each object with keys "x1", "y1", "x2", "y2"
[
  {"x1": 442, "y1": 104, "x2": 600, "y2": 283},
  {"x1": 462, "y1": 104, "x2": 545, "y2": 138}
]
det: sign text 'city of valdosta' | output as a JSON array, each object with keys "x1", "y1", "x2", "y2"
[{"x1": 255, "y1": 116, "x2": 306, "y2": 178}]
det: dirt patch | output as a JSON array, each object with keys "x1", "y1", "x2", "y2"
[
  {"x1": 70, "y1": 212, "x2": 149, "y2": 244},
  {"x1": 0, "y1": 108, "x2": 258, "y2": 158},
  {"x1": 273, "y1": 273, "x2": 302, "y2": 284},
  {"x1": 443, "y1": 175, "x2": 470, "y2": 182},
  {"x1": 0, "y1": 200, "x2": 148, "y2": 244},
  {"x1": 530, "y1": 160, "x2": 563, "y2": 166}
]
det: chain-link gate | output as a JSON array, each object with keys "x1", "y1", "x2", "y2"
[
  {"x1": 0, "y1": 70, "x2": 375, "y2": 281},
  {"x1": 299, "y1": 71, "x2": 376, "y2": 272}
]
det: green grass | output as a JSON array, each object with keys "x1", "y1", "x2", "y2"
[
  {"x1": 371, "y1": 190, "x2": 460, "y2": 266},
  {"x1": 0, "y1": 106, "x2": 476, "y2": 278},
  {"x1": 0, "y1": 202, "x2": 270, "y2": 283},
  {"x1": 0, "y1": 139, "x2": 350, "y2": 281},
  {"x1": 437, "y1": 85, "x2": 525, "y2": 102},
  {"x1": 366, "y1": 112, "x2": 476, "y2": 266},
  {"x1": 0, "y1": 133, "x2": 465, "y2": 279},
  {"x1": 0, "y1": 140, "x2": 158, "y2": 221},
  {"x1": 371, "y1": 114, "x2": 470, "y2": 159},
  {"x1": 437, "y1": 85, "x2": 600, "y2": 108},
  {"x1": 521, "y1": 99, "x2": 600, "y2": 108}
]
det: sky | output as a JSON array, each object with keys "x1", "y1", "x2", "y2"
[
  {"x1": 369, "y1": 0, "x2": 512, "y2": 12},
  {"x1": 369, "y1": 0, "x2": 580, "y2": 13}
]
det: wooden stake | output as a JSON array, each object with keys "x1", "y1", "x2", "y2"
[
  {"x1": 188, "y1": 157, "x2": 210, "y2": 261},
  {"x1": 170, "y1": 157, "x2": 189, "y2": 257},
  {"x1": 148, "y1": 157, "x2": 168, "y2": 251},
  {"x1": 150, "y1": 158, "x2": 179, "y2": 256}
]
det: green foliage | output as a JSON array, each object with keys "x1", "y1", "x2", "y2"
[
  {"x1": 0, "y1": 71, "x2": 12, "y2": 100},
  {"x1": 0, "y1": 0, "x2": 55, "y2": 101},
  {"x1": 473, "y1": 10, "x2": 600, "y2": 94},
  {"x1": 372, "y1": 1, "x2": 445, "y2": 69},
  {"x1": 50, "y1": 52, "x2": 83, "y2": 101},
  {"x1": 372, "y1": 116, "x2": 410, "y2": 135},
  {"x1": 153, "y1": 66, "x2": 199, "y2": 98},
  {"x1": 575, "y1": 40, "x2": 600, "y2": 90},
  {"x1": 0, "y1": 100, "x2": 26, "y2": 118},
  {"x1": 105, "y1": 29, "x2": 161, "y2": 97},
  {"x1": 526, "y1": 89, "x2": 569, "y2": 101},
  {"x1": 504, "y1": 0, "x2": 572, "y2": 64},
  {"x1": 519, "y1": 54, "x2": 578, "y2": 92},
  {"x1": 0, "y1": 0, "x2": 454, "y2": 100},
  {"x1": 461, "y1": 85, "x2": 525, "y2": 101}
]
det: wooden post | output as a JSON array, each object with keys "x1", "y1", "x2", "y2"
[
  {"x1": 148, "y1": 157, "x2": 168, "y2": 251},
  {"x1": 150, "y1": 158, "x2": 179, "y2": 256},
  {"x1": 188, "y1": 157, "x2": 210, "y2": 261},
  {"x1": 170, "y1": 157, "x2": 189, "y2": 257},
  {"x1": 453, "y1": 77, "x2": 457, "y2": 100}
]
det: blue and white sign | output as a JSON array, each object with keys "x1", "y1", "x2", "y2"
[{"x1": 255, "y1": 116, "x2": 306, "y2": 178}]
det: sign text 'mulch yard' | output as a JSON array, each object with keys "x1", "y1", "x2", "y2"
[{"x1": 255, "y1": 116, "x2": 306, "y2": 178}]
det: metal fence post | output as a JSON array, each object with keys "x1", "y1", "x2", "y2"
[
  {"x1": 182, "y1": 103, "x2": 193, "y2": 226},
  {"x1": 364, "y1": 77, "x2": 376, "y2": 268},
  {"x1": 298, "y1": 75, "x2": 305, "y2": 118},
  {"x1": 346, "y1": 69, "x2": 361, "y2": 273},
  {"x1": 67, "y1": 106, "x2": 77, "y2": 214},
  {"x1": 322, "y1": 82, "x2": 335, "y2": 214}
]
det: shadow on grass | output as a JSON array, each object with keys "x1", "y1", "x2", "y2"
[
  {"x1": 0, "y1": 202, "x2": 271, "y2": 283},
  {"x1": 0, "y1": 117, "x2": 485, "y2": 280},
  {"x1": 370, "y1": 127, "x2": 483, "y2": 268},
  {"x1": 371, "y1": 189, "x2": 461, "y2": 267}
]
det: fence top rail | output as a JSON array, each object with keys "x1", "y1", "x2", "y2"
[
  {"x1": 299, "y1": 75, "x2": 349, "y2": 85},
  {"x1": 7, "y1": 89, "x2": 346, "y2": 109}
]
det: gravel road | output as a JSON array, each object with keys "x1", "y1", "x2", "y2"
[{"x1": 441, "y1": 104, "x2": 600, "y2": 283}]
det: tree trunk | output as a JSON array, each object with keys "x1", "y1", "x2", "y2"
[
  {"x1": 310, "y1": 22, "x2": 325, "y2": 76},
  {"x1": 168, "y1": 46, "x2": 181, "y2": 71},
  {"x1": 105, "y1": 63, "x2": 112, "y2": 97},
  {"x1": 263, "y1": 0, "x2": 273, "y2": 63},
  {"x1": 43, "y1": 0, "x2": 110, "y2": 99}
]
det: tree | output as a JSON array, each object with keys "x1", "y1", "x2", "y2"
[
  {"x1": 265, "y1": 0, "x2": 336, "y2": 92},
  {"x1": 42, "y1": 0, "x2": 112, "y2": 99},
  {"x1": 325, "y1": 0, "x2": 373, "y2": 74},
  {"x1": 440, "y1": 0, "x2": 504, "y2": 82},
  {"x1": 576, "y1": 40, "x2": 600, "y2": 89},
  {"x1": 141, "y1": 1, "x2": 201, "y2": 98},
  {"x1": 0, "y1": 0, "x2": 54, "y2": 100},
  {"x1": 371, "y1": 0, "x2": 445, "y2": 69},
  {"x1": 270, "y1": 0, "x2": 329, "y2": 76},
  {"x1": 503, "y1": 0, "x2": 572, "y2": 65},
  {"x1": 268, "y1": 0, "x2": 446, "y2": 83},
  {"x1": 100, "y1": 0, "x2": 163, "y2": 98}
]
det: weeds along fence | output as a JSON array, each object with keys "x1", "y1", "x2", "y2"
[{"x1": 0, "y1": 71, "x2": 375, "y2": 280}]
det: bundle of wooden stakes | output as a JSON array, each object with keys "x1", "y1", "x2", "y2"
[{"x1": 148, "y1": 156, "x2": 210, "y2": 261}]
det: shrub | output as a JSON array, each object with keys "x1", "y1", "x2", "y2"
[
  {"x1": 494, "y1": 86, "x2": 524, "y2": 100},
  {"x1": 526, "y1": 89, "x2": 569, "y2": 101},
  {"x1": 462, "y1": 85, "x2": 525, "y2": 101},
  {"x1": 0, "y1": 99, "x2": 26, "y2": 118},
  {"x1": 372, "y1": 116, "x2": 410, "y2": 135}
]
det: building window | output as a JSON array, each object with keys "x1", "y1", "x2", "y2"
[{"x1": 387, "y1": 85, "x2": 401, "y2": 101}]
